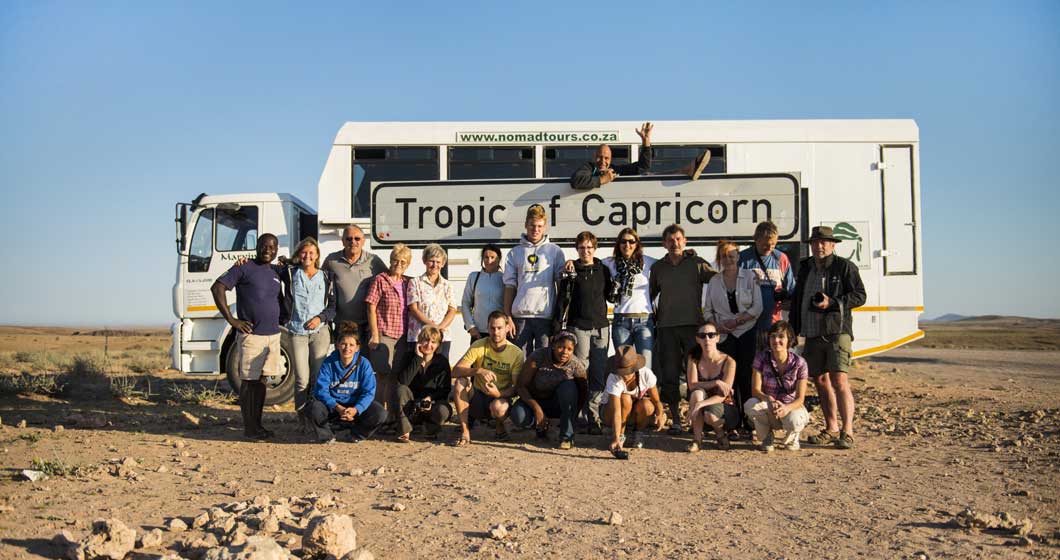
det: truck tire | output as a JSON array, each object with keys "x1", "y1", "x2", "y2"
[{"x1": 224, "y1": 336, "x2": 296, "y2": 405}]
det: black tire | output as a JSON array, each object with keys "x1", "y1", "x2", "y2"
[{"x1": 224, "y1": 335, "x2": 296, "y2": 405}]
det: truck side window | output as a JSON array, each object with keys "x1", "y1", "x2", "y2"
[
  {"x1": 188, "y1": 209, "x2": 214, "y2": 273},
  {"x1": 544, "y1": 145, "x2": 630, "y2": 178},
  {"x1": 215, "y1": 206, "x2": 259, "y2": 252},
  {"x1": 650, "y1": 145, "x2": 726, "y2": 174},
  {"x1": 352, "y1": 147, "x2": 440, "y2": 218}
]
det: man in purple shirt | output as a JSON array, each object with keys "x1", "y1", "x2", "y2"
[{"x1": 211, "y1": 233, "x2": 286, "y2": 440}]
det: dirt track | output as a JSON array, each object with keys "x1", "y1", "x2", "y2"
[{"x1": 2, "y1": 346, "x2": 1059, "y2": 559}]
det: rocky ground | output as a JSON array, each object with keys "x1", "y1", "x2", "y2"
[{"x1": 1, "y1": 344, "x2": 1059, "y2": 559}]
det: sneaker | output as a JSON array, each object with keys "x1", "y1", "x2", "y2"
[
  {"x1": 807, "y1": 429, "x2": 839, "y2": 445},
  {"x1": 629, "y1": 431, "x2": 643, "y2": 449},
  {"x1": 835, "y1": 432, "x2": 855, "y2": 450},
  {"x1": 667, "y1": 425, "x2": 684, "y2": 436},
  {"x1": 760, "y1": 431, "x2": 775, "y2": 453},
  {"x1": 319, "y1": 437, "x2": 336, "y2": 445},
  {"x1": 690, "y1": 149, "x2": 712, "y2": 180},
  {"x1": 557, "y1": 438, "x2": 574, "y2": 450},
  {"x1": 782, "y1": 431, "x2": 801, "y2": 451},
  {"x1": 686, "y1": 441, "x2": 700, "y2": 453}
]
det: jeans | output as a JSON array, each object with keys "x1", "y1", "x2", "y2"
[
  {"x1": 282, "y1": 324, "x2": 332, "y2": 416},
  {"x1": 611, "y1": 315, "x2": 654, "y2": 370},
  {"x1": 392, "y1": 384, "x2": 452, "y2": 436},
  {"x1": 509, "y1": 379, "x2": 579, "y2": 441},
  {"x1": 573, "y1": 326, "x2": 609, "y2": 425},
  {"x1": 514, "y1": 318, "x2": 552, "y2": 355},
  {"x1": 307, "y1": 400, "x2": 386, "y2": 442}
]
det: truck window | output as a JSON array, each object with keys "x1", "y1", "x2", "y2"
[
  {"x1": 188, "y1": 208, "x2": 214, "y2": 273},
  {"x1": 215, "y1": 206, "x2": 259, "y2": 252},
  {"x1": 544, "y1": 145, "x2": 630, "y2": 178},
  {"x1": 650, "y1": 145, "x2": 726, "y2": 174},
  {"x1": 352, "y1": 147, "x2": 440, "y2": 218},
  {"x1": 448, "y1": 147, "x2": 535, "y2": 180}
]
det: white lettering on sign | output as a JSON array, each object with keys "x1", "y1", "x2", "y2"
[{"x1": 371, "y1": 174, "x2": 800, "y2": 246}]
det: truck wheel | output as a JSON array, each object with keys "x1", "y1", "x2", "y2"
[{"x1": 224, "y1": 338, "x2": 296, "y2": 405}]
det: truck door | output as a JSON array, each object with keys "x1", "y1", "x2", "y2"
[
  {"x1": 881, "y1": 146, "x2": 917, "y2": 275},
  {"x1": 182, "y1": 204, "x2": 260, "y2": 318}
]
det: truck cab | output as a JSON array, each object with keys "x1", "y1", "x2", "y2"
[{"x1": 172, "y1": 192, "x2": 317, "y2": 404}]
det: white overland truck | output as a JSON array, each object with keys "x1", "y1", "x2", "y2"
[{"x1": 172, "y1": 120, "x2": 924, "y2": 403}]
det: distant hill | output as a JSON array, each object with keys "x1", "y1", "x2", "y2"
[{"x1": 927, "y1": 313, "x2": 967, "y2": 322}]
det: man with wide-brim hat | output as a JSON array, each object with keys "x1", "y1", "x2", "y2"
[
  {"x1": 602, "y1": 345, "x2": 666, "y2": 455},
  {"x1": 790, "y1": 225, "x2": 866, "y2": 450}
]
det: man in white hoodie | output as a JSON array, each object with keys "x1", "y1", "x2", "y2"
[{"x1": 503, "y1": 204, "x2": 567, "y2": 354}]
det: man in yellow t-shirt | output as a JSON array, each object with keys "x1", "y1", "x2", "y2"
[{"x1": 452, "y1": 310, "x2": 525, "y2": 446}]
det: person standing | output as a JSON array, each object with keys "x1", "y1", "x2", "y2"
[
  {"x1": 603, "y1": 227, "x2": 657, "y2": 371},
  {"x1": 407, "y1": 243, "x2": 458, "y2": 359},
  {"x1": 738, "y1": 221, "x2": 795, "y2": 351},
  {"x1": 365, "y1": 243, "x2": 413, "y2": 409},
  {"x1": 461, "y1": 244, "x2": 505, "y2": 342},
  {"x1": 790, "y1": 226, "x2": 867, "y2": 450},
  {"x1": 323, "y1": 224, "x2": 387, "y2": 341},
  {"x1": 702, "y1": 239, "x2": 762, "y2": 435},
  {"x1": 277, "y1": 237, "x2": 336, "y2": 432},
  {"x1": 649, "y1": 224, "x2": 716, "y2": 433},
  {"x1": 210, "y1": 234, "x2": 285, "y2": 440},
  {"x1": 503, "y1": 204, "x2": 565, "y2": 354},
  {"x1": 555, "y1": 231, "x2": 614, "y2": 434}
]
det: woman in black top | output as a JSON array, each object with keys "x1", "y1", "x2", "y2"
[
  {"x1": 556, "y1": 231, "x2": 614, "y2": 434},
  {"x1": 391, "y1": 326, "x2": 451, "y2": 442}
]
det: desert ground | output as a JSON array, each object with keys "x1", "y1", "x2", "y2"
[{"x1": 0, "y1": 319, "x2": 1058, "y2": 559}]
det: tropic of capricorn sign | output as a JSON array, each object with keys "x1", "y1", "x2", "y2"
[{"x1": 371, "y1": 173, "x2": 800, "y2": 247}]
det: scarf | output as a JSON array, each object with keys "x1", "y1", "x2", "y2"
[{"x1": 609, "y1": 256, "x2": 643, "y2": 303}]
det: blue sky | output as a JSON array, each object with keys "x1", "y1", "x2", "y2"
[{"x1": 1, "y1": 1, "x2": 1057, "y2": 326}]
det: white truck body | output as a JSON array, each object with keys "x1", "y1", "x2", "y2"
[{"x1": 172, "y1": 119, "x2": 923, "y2": 402}]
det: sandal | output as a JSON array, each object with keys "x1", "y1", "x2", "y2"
[
  {"x1": 716, "y1": 433, "x2": 731, "y2": 451},
  {"x1": 396, "y1": 433, "x2": 411, "y2": 443},
  {"x1": 807, "y1": 429, "x2": 840, "y2": 445},
  {"x1": 453, "y1": 434, "x2": 471, "y2": 447},
  {"x1": 834, "y1": 432, "x2": 855, "y2": 450},
  {"x1": 686, "y1": 441, "x2": 700, "y2": 453},
  {"x1": 495, "y1": 428, "x2": 510, "y2": 441}
]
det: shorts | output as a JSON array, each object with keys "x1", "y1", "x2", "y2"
[
  {"x1": 469, "y1": 391, "x2": 512, "y2": 420},
  {"x1": 803, "y1": 333, "x2": 852, "y2": 375},
  {"x1": 235, "y1": 332, "x2": 282, "y2": 381}
]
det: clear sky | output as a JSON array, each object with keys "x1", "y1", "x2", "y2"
[{"x1": 1, "y1": 1, "x2": 1057, "y2": 326}]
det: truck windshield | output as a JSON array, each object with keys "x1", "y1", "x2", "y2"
[{"x1": 215, "y1": 206, "x2": 258, "y2": 252}]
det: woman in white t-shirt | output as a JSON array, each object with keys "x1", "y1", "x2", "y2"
[
  {"x1": 603, "y1": 345, "x2": 666, "y2": 457},
  {"x1": 603, "y1": 228, "x2": 657, "y2": 369}
]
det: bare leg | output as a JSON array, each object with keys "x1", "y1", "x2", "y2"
[
  {"x1": 813, "y1": 373, "x2": 840, "y2": 433},
  {"x1": 831, "y1": 371, "x2": 855, "y2": 434},
  {"x1": 632, "y1": 398, "x2": 654, "y2": 431},
  {"x1": 490, "y1": 399, "x2": 510, "y2": 436},
  {"x1": 452, "y1": 379, "x2": 472, "y2": 443}
]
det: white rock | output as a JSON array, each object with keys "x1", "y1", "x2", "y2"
[
  {"x1": 21, "y1": 470, "x2": 46, "y2": 482},
  {"x1": 302, "y1": 514, "x2": 357, "y2": 559},
  {"x1": 489, "y1": 524, "x2": 508, "y2": 540},
  {"x1": 607, "y1": 512, "x2": 623, "y2": 526},
  {"x1": 167, "y1": 518, "x2": 188, "y2": 533},
  {"x1": 140, "y1": 528, "x2": 164, "y2": 548},
  {"x1": 72, "y1": 518, "x2": 137, "y2": 560},
  {"x1": 192, "y1": 512, "x2": 210, "y2": 529}
]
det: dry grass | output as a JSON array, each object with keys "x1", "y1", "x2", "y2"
[
  {"x1": 30, "y1": 457, "x2": 100, "y2": 478},
  {"x1": 0, "y1": 372, "x2": 65, "y2": 396},
  {"x1": 917, "y1": 317, "x2": 1060, "y2": 351}
]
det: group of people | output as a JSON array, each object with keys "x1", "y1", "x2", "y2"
[{"x1": 210, "y1": 123, "x2": 866, "y2": 456}]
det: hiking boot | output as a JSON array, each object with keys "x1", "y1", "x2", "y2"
[
  {"x1": 760, "y1": 431, "x2": 775, "y2": 453},
  {"x1": 835, "y1": 432, "x2": 855, "y2": 450},
  {"x1": 807, "y1": 429, "x2": 839, "y2": 445}
]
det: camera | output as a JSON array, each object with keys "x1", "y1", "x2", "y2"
[{"x1": 812, "y1": 292, "x2": 827, "y2": 305}]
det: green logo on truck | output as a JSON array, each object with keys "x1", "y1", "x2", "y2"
[{"x1": 832, "y1": 222, "x2": 862, "y2": 262}]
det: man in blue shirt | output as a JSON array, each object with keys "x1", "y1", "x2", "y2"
[
  {"x1": 308, "y1": 325, "x2": 386, "y2": 443},
  {"x1": 738, "y1": 221, "x2": 796, "y2": 351},
  {"x1": 212, "y1": 233, "x2": 286, "y2": 440}
]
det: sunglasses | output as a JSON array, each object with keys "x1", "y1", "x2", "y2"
[
  {"x1": 695, "y1": 332, "x2": 720, "y2": 340},
  {"x1": 343, "y1": 236, "x2": 364, "y2": 242},
  {"x1": 617, "y1": 239, "x2": 637, "y2": 245}
]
